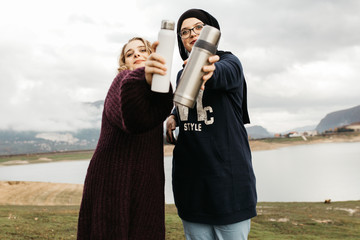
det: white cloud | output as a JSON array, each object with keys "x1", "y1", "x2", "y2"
[
  {"x1": 1, "y1": 0, "x2": 359, "y2": 132},
  {"x1": 248, "y1": 45, "x2": 360, "y2": 102}
]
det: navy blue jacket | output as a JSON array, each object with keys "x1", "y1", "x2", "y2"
[{"x1": 172, "y1": 51, "x2": 257, "y2": 225}]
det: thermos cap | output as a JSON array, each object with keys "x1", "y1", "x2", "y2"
[
  {"x1": 198, "y1": 25, "x2": 221, "y2": 47},
  {"x1": 161, "y1": 20, "x2": 175, "y2": 30}
]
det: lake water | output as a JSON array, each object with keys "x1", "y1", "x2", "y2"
[{"x1": 1, "y1": 142, "x2": 359, "y2": 203}]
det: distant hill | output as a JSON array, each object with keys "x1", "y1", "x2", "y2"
[
  {"x1": 0, "y1": 100, "x2": 103, "y2": 156},
  {"x1": 316, "y1": 105, "x2": 360, "y2": 133},
  {"x1": 246, "y1": 125, "x2": 273, "y2": 139},
  {"x1": 0, "y1": 129, "x2": 100, "y2": 156}
]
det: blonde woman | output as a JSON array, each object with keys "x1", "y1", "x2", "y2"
[{"x1": 77, "y1": 37, "x2": 173, "y2": 240}]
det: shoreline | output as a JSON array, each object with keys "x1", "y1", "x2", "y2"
[
  {"x1": 0, "y1": 133, "x2": 359, "y2": 166},
  {"x1": 164, "y1": 133, "x2": 360, "y2": 156}
]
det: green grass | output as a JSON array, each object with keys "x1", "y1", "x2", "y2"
[
  {"x1": 0, "y1": 205, "x2": 79, "y2": 240},
  {"x1": 249, "y1": 201, "x2": 360, "y2": 240},
  {"x1": 1, "y1": 202, "x2": 359, "y2": 240}
]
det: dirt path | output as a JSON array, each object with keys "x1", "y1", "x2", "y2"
[{"x1": 0, "y1": 181, "x2": 83, "y2": 206}]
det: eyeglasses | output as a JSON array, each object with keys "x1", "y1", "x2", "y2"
[{"x1": 179, "y1": 24, "x2": 205, "y2": 39}]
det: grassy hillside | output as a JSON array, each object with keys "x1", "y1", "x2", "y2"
[
  {"x1": 1, "y1": 181, "x2": 359, "y2": 239},
  {"x1": 1, "y1": 201, "x2": 359, "y2": 240}
]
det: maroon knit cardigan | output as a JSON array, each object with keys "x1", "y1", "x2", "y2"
[{"x1": 77, "y1": 68, "x2": 173, "y2": 240}]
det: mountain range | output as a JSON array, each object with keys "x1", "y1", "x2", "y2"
[
  {"x1": 0, "y1": 103, "x2": 359, "y2": 155},
  {"x1": 245, "y1": 125, "x2": 273, "y2": 139},
  {"x1": 315, "y1": 105, "x2": 360, "y2": 133}
]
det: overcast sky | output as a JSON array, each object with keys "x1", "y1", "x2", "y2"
[{"x1": 1, "y1": 0, "x2": 359, "y2": 133}]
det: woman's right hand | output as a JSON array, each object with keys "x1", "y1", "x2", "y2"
[
  {"x1": 145, "y1": 41, "x2": 167, "y2": 85},
  {"x1": 166, "y1": 115, "x2": 177, "y2": 144}
]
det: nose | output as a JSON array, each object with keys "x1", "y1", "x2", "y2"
[
  {"x1": 190, "y1": 29, "x2": 197, "y2": 37},
  {"x1": 134, "y1": 52, "x2": 140, "y2": 57}
]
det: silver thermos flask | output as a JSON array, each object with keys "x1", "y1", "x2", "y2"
[{"x1": 173, "y1": 25, "x2": 221, "y2": 108}]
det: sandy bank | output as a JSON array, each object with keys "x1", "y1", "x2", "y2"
[{"x1": 0, "y1": 181, "x2": 83, "y2": 206}]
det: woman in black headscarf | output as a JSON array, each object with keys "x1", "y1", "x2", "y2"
[{"x1": 166, "y1": 9, "x2": 257, "y2": 240}]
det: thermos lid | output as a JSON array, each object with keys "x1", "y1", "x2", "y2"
[
  {"x1": 198, "y1": 25, "x2": 221, "y2": 46},
  {"x1": 161, "y1": 20, "x2": 175, "y2": 30}
]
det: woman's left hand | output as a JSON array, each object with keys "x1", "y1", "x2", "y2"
[
  {"x1": 145, "y1": 41, "x2": 167, "y2": 85},
  {"x1": 201, "y1": 55, "x2": 220, "y2": 90}
]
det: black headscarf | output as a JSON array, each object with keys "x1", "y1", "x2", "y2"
[
  {"x1": 177, "y1": 9, "x2": 220, "y2": 61},
  {"x1": 176, "y1": 9, "x2": 250, "y2": 124}
]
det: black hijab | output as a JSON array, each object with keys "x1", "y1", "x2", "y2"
[
  {"x1": 177, "y1": 9, "x2": 220, "y2": 61},
  {"x1": 176, "y1": 9, "x2": 250, "y2": 124}
]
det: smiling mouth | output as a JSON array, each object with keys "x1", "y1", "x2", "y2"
[{"x1": 134, "y1": 60, "x2": 145, "y2": 64}]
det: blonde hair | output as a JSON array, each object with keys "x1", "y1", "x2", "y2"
[{"x1": 118, "y1": 37, "x2": 153, "y2": 72}]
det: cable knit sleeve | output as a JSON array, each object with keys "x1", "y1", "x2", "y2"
[{"x1": 104, "y1": 67, "x2": 173, "y2": 134}]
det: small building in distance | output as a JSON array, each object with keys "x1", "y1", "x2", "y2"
[{"x1": 344, "y1": 122, "x2": 360, "y2": 132}]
